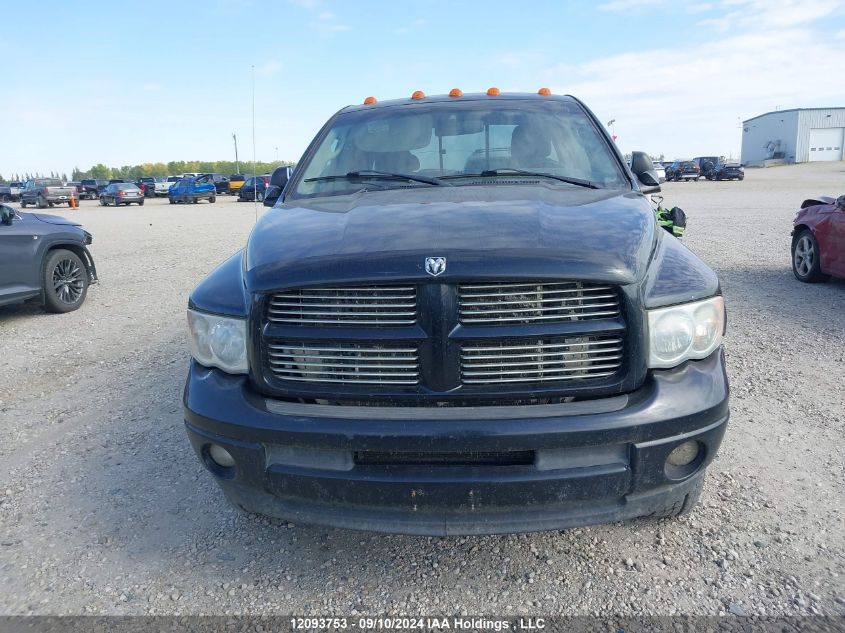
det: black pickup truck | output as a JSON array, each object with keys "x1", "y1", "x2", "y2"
[{"x1": 183, "y1": 90, "x2": 729, "y2": 535}]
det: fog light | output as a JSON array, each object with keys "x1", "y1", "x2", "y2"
[
  {"x1": 208, "y1": 444, "x2": 236, "y2": 468},
  {"x1": 667, "y1": 441, "x2": 700, "y2": 467}
]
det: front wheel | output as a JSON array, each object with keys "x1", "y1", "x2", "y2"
[
  {"x1": 209, "y1": 194, "x2": 216, "y2": 203},
  {"x1": 139, "y1": 199, "x2": 145, "y2": 206},
  {"x1": 792, "y1": 230, "x2": 828, "y2": 283},
  {"x1": 43, "y1": 249, "x2": 89, "y2": 313},
  {"x1": 256, "y1": 191, "x2": 264, "y2": 202}
]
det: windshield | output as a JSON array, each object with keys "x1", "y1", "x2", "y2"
[{"x1": 291, "y1": 98, "x2": 627, "y2": 198}]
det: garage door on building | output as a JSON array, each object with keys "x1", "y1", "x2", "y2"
[{"x1": 808, "y1": 128, "x2": 844, "y2": 161}]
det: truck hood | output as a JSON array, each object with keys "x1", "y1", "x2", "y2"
[
  {"x1": 244, "y1": 186, "x2": 657, "y2": 292},
  {"x1": 32, "y1": 213, "x2": 81, "y2": 227}
]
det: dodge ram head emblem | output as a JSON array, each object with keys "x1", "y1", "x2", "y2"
[{"x1": 425, "y1": 257, "x2": 446, "y2": 277}]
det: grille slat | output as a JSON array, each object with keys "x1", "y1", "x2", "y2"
[
  {"x1": 267, "y1": 341, "x2": 419, "y2": 386},
  {"x1": 461, "y1": 335, "x2": 623, "y2": 386},
  {"x1": 459, "y1": 282, "x2": 620, "y2": 325},
  {"x1": 263, "y1": 281, "x2": 626, "y2": 395},
  {"x1": 268, "y1": 285, "x2": 417, "y2": 326}
]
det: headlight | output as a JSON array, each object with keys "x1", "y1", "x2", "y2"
[
  {"x1": 187, "y1": 309, "x2": 248, "y2": 374},
  {"x1": 647, "y1": 296, "x2": 725, "y2": 368}
]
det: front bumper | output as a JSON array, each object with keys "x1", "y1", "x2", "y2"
[{"x1": 183, "y1": 349, "x2": 729, "y2": 535}]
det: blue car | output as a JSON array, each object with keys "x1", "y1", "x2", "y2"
[{"x1": 168, "y1": 177, "x2": 216, "y2": 204}]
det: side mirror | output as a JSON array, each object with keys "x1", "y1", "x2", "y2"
[
  {"x1": 270, "y1": 165, "x2": 292, "y2": 189},
  {"x1": 264, "y1": 185, "x2": 282, "y2": 207},
  {"x1": 631, "y1": 150, "x2": 661, "y2": 194}
]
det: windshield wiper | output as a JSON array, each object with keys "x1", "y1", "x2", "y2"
[
  {"x1": 305, "y1": 170, "x2": 451, "y2": 187},
  {"x1": 444, "y1": 169, "x2": 600, "y2": 189}
]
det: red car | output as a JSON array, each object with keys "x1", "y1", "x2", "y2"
[{"x1": 792, "y1": 195, "x2": 845, "y2": 282}]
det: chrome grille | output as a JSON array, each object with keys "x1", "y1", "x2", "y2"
[
  {"x1": 461, "y1": 335, "x2": 623, "y2": 385},
  {"x1": 458, "y1": 282, "x2": 620, "y2": 324},
  {"x1": 268, "y1": 285, "x2": 417, "y2": 326},
  {"x1": 267, "y1": 342, "x2": 419, "y2": 385}
]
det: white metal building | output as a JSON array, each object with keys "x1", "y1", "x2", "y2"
[{"x1": 741, "y1": 107, "x2": 845, "y2": 165}]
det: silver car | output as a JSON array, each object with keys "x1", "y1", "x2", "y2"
[{"x1": 99, "y1": 183, "x2": 145, "y2": 206}]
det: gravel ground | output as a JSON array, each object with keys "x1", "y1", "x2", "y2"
[{"x1": 0, "y1": 164, "x2": 843, "y2": 617}]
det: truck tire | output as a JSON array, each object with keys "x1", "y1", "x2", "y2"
[
  {"x1": 209, "y1": 194, "x2": 216, "y2": 203},
  {"x1": 1, "y1": 194, "x2": 10, "y2": 202},
  {"x1": 792, "y1": 229, "x2": 828, "y2": 283},
  {"x1": 37, "y1": 195, "x2": 47, "y2": 209},
  {"x1": 42, "y1": 249, "x2": 89, "y2": 313},
  {"x1": 20, "y1": 200, "x2": 27, "y2": 208}
]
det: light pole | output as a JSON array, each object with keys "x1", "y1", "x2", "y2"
[
  {"x1": 606, "y1": 119, "x2": 617, "y2": 143},
  {"x1": 232, "y1": 133, "x2": 239, "y2": 174}
]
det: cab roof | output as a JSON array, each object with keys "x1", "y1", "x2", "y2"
[{"x1": 340, "y1": 92, "x2": 578, "y2": 114}]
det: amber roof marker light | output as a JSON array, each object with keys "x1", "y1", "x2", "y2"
[
  {"x1": 449, "y1": 88, "x2": 463, "y2": 98},
  {"x1": 411, "y1": 90, "x2": 426, "y2": 100},
  {"x1": 538, "y1": 87, "x2": 552, "y2": 96},
  {"x1": 486, "y1": 87, "x2": 501, "y2": 96},
  {"x1": 363, "y1": 96, "x2": 377, "y2": 105}
]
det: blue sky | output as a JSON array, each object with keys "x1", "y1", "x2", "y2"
[{"x1": 4, "y1": 0, "x2": 845, "y2": 176}]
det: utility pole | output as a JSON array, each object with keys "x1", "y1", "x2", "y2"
[
  {"x1": 606, "y1": 119, "x2": 617, "y2": 143},
  {"x1": 232, "y1": 133, "x2": 239, "y2": 174}
]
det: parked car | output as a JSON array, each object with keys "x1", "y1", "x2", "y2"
[
  {"x1": 228, "y1": 174, "x2": 246, "y2": 195},
  {"x1": 237, "y1": 174, "x2": 270, "y2": 202},
  {"x1": 183, "y1": 90, "x2": 728, "y2": 535},
  {"x1": 0, "y1": 204, "x2": 98, "y2": 312},
  {"x1": 666, "y1": 161, "x2": 700, "y2": 182},
  {"x1": 792, "y1": 194, "x2": 845, "y2": 282},
  {"x1": 20, "y1": 178, "x2": 77, "y2": 208},
  {"x1": 168, "y1": 176, "x2": 216, "y2": 204},
  {"x1": 99, "y1": 183, "x2": 144, "y2": 206},
  {"x1": 79, "y1": 179, "x2": 109, "y2": 200},
  {"x1": 705, "y1": 162, "x2": 744, "y2": 181},
  {"x1": 197, "y1": 173, "x2": 230, "y2": 194},
  {"x1": 652, "y1": 161, "x2": 666, "y2": 183},
  {"x1": 0, "y1": 181, "x2": 23, "y2": 202}
]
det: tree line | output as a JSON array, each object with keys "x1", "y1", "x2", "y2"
[
  {"x1": 0, "y1": 160, "x2": 295, "y2": 184},
  {"x1": 1, "y1": 172, "x2": 69, "y2": 183},
  {"x1": 71, "y1": 159, "x2": 295, "y2": 181}
]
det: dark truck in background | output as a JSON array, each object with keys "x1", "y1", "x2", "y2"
[
  {"x1": 79, "y1": 179, "x2": 109, "y2": 200},
  {"x1": 183, "y1": 90, "x2": 729, "y2": 535},
  {"x1": 20, "y1": 178, "x2": 77, "y2": 208}
]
